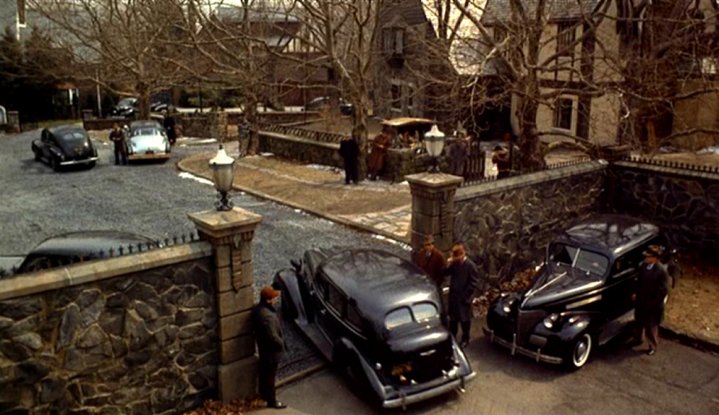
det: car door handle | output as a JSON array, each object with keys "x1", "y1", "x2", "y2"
[{"x1": 318, "y1": 309, "x2": 327, "y2": 316}]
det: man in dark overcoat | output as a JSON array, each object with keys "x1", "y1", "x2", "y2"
[
  {"x1": 444, "y1": 243, "x2": 479, "y2": 348},
  {"x1": 109, "y1": 123, "x2": 127, "y2": 165},
  {"x1": 338, "y1": 136, "x2": 359, "y2": 184},
  {"x1": 413, "y1": 235, "x2": 445, "y2": 290},
  {"x1": 251, "y1": 286, "x2": 287, "y2": 409},
  {"x1": 634, "y1": 245, "x2": 669, "y2": 356}
]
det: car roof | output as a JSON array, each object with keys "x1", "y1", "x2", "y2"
[
  {"x1": 49, "y1": 125, "x2": 87, "y2": 135},
  {"x1": 381, "y1": 117, "x2": 434, "y2": 127},
  {"x1": 130, "y1": 120, "x2": 163, "y2": 129},
  {"x1": 318, "y1": 249, "x2": 438, "y2": 321},
  {"x1": 556, "y1": 214, "x2": 660, "y2": 260},
  {"x1": 26, "y1": 230, "x2": 157, "y2": 257}
]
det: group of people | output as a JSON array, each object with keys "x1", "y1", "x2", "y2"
[{"x1": 413, "y1": 236, "x2": 480, "y2": 348}]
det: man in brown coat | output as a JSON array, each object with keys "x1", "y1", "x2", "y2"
[
  {"x1": 367, "y1": 129, "x2": 391, "y2": 180},
  {"x1": 413, "y1": 235, "x2": 445, "y2": 289},
  {"x1": 251, "y1": 286, "x2": 287, "y2": 409}
]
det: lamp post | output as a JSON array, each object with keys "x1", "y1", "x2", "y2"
[
  {"x1": 424, "y1": 124, "x2": 446, "y2": 173},
  {"x1": 209, "y1": 145, "x2": 235, "y2": 211}
]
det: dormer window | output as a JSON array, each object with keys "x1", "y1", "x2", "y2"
[
  {"x1": 383, "y1": 27, "x2": 404, "y2": 56},
  {"x1": 556, "y1": 21, "x2": 577, "y2": 57}
]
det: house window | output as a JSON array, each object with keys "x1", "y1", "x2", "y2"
[
  {"x1": 406, "y1": 85, "x2": 415, "y2": 109},
  {"x1": 383, "y1": 28, "x2": 404, "y2": 55},
  {"x1": 702, "y1": 57, "x2": 718, "y2": 75},
  {"x1": 556, "y1": 21, "x2": 576, "y2": 56},
  {"x1": 390, "y1": 83, "x2": 401, "y2": 111},
  {"x1": 17, "y1": 0, "x2": 26, "y2": 25},
  {"x1": 554, "y1": 98, "x2": 573, "y2": 130}
]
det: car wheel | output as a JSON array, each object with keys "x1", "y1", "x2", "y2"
[
  {"x1": 51, "y1": 157, "x2": 60, "y2": 172},
  {"x1": 33, "y1": 147, "x2": 40, "y2": 161},
  {"x1": 565, "y1": 332, "x2": 592, "y2": 370}
]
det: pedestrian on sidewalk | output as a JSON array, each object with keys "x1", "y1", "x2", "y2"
[
  {"x1": 109, "y1": 123, "x2": 127, "y2": 165},
  {"x1": 367, "y1": 128, "x2": 391, "y2": 180},
  {"x1": 444, "y1": 243, "x2": 479, "y2": 348},
  {"x1": 339, "y1": 136, "x2": 359, "y2": 184},
  {"x1": 251, "y1": 286, "x2": 288, "y2": 409},
  {"x1": 634, "y1": 245, "x2": 670, "y2": 356}
]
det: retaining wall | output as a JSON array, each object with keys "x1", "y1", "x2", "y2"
[{"x1": 0, "y1": 243, "x2": 217, "y2": 415}]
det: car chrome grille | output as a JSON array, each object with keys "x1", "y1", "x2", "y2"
[{"x1": 516, "y1": 309, "x2": 546, "y2": 345}]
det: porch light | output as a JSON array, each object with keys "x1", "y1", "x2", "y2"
[
  {"x1": 209, "y1": 144, "x2": 235, "y2": 211},
  {"x1": 424, "y1": 124, "x2": 446, "y2": 173}
]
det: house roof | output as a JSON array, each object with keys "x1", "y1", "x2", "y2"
[
  {"x1": 380, "y1": 0, "x2": 430, "y2": 28},
  {"x1": 482, "y1": 0, "x2": 602, "y2": 25}
]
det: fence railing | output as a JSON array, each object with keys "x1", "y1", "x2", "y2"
[
  {"x1": 620, "y1": 155, "x2": 719, "y2": 174},
  {"x1": 461, "y1": 156, "x2": 592, "y2": 187},
  {"x1": 258, "y1": 123, "x2": 345, "y2": 143}
]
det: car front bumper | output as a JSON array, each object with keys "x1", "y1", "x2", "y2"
[
  {"x1": 128, "y1": 153, "x2": 170, "y2": 160},
  {"x1": 60, "y1": 157, "x2": 98, "y2": 166},
  {"x1": 484, "y1": 324, "x2": 563, "y2": 365},
  {"x1": 382, "y1": 371, "x2": 476, "y2": 409}
]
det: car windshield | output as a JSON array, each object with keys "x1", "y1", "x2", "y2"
[
  {"x1": 118, "y1": 98, "x2": 136, "y2": 106},
  {"x1": 548, "y1": 243, "x2": 609, "y2": 276},
  {"x1": 131, "y1": 127, "x2": 162, "y2": 137},
  {"x1": 60, "y1": 131, "x2": 87, "y2": 144},
  {"x1": 384, "y1": 302, "x2": 439, "y2": 330}
]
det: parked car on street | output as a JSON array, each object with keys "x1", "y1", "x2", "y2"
[
  {"x1": 110, "y1": 97, "x2": 169, "y2": 118},
  {"x1": 31, "y1": 125, "x2": 98, "y2": 171},
  {"x1": 485, "y1": 214, "x2": 673, "y2": 370},
  {"x1": 273, "y1": 248, "x2": 475, "y2": 409},
  {"x1": 126, "y1": 120, "x2": 171, "y2": 162},
  {"x1": 14, "y1": 230, "x2": 161, "y2": 275},
  {"x1": 304, "y1": 96, "x2": 353, "y2": 115}
]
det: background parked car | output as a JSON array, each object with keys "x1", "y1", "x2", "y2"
[
  {"x1": 304, "y1": 96, "x2": 353, "y2": 115},
  {"x1": 14, "y1": 230, "x2": 161, "y2": 275},
  {"x1": 485, "y1": 214, "x2": 672, "y2": 370},
  {"x1": 274, "y1": 248, "x2": 475, "y2": 408},
  {"x1": 110, "y1": 97, "x2": 169, "y2": 118},
  {"x1": 31, "y1": 125, "x2": 98, "y2": 171},
  {"x1": 126, "y1": 120, "x2": 171, "y2": 162}
]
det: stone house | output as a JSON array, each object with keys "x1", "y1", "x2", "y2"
[
  {"x1": 0, "y1": 0, "x2": 28, "y2": 40},
  {"x1": 479, "y1": 0, "x2": 719, "y2": 149}
]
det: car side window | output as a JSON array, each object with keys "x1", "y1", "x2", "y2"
[
  {"x1": 347, "y1": 302, "x2": 363, "y2": 331},
  {"x1": 325, "y1": 281, "x2": 345, "y2": 316}
]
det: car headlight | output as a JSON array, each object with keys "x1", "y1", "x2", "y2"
[
  {"x1": 502, "y1": 300, "x2": 514, "y2": 314},
  {"x1": 543, "y1": 313, "x2": 559, "y2": 329}
]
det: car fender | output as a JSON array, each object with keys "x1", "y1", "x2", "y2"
[
  {"x1": 273, "y1": 268, "x2": 309, "y2": 324},
  {"x1": 451, "y1": 337, "x2": 474, "y2": 377},
  {"x1": 48, "y1": 146, "x2": 63, "y2": 158},
  {"x1": 337, "y1": 337, "x2": 387, "y2": 401},
  {"x1": 555, "y1": 313, "x2": 595, "y2": 344}
]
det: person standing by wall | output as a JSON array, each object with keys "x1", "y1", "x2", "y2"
[
  {"x1": 634, "y1": 245, "x2": 670, "y2": 356},
  {"x1": 491, "y1": 144, "x2": 511, "y2": 178},
  {"x1": 163, "y1": 108, "x2": 177, "y2": 146},
  {"x1": 413, "y1": 235, "x2": 445, "y2": 291},
  {"x1": 367, "y1": 128, "x2": 391, "y2": 180},
  {"x1": 448, "y1": 133, "x2": 469, "y2": 176},
  {"x1": 444, "y1": 243, "x2": 480, "y2": 348},
  {"x1": 109, "y1": 123, "x2": 127, "y2": 165},
  {"x1": 251, "y1": 286, "x2": 288, "y2": 409},
  {"x1": 339, "y1": 136, "x2": 359, "y2": 185}
]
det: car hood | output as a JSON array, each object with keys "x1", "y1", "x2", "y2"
[
  {"x1": 520, "y1": 264, "x2": 603, "y2": 309},
  {"x1": 385, "y1": 324, "x2": 449, "y2": 354},
  {"x1": 128, "y1": 135, "x2": 168, "y2": 152}
]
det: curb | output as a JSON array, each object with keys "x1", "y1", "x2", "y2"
[
  {"x1": 277, "y1": 363, "x2": 326, "y2": 388},
  {"x1": 176, "y1": 157, "x2": 411, "y2": 246},
  {"x1": 660, "y1": 324, "x2": 719, "y2": 355}
]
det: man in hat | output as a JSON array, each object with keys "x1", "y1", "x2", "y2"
[
  {"x1": 444, "y1": 243, "x2": 480, "y2": 348},
  {"x1": 338, "y1": 135, "x2": 359, "y2": 184},
  {"x1": 251, "y1": 286, "x2": 287, "y2": 409},
  {"x1": 634, "y1": 245, "x2": 670, "y2": 356},
  {"x1": 413, "y1": 235, "x2": 445, "y2": 290},
  {"x1": 109, "y1": 123, "x2": 127, "y2": 165}
]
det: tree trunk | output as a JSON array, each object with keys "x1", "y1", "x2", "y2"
[{"x1": 136, "y1": 82, "x2": 150, "y2": 119}]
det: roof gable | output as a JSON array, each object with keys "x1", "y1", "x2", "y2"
[{"x1": 482, "y1": 0, "x2": 602, "y2": 25}]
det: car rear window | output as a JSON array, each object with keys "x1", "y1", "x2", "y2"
[
  {"x1": 384, "y1": 302, "x2": 439, "y2": 330},
  {"x1": 61, "y1": 131, "x2": 87, "y2": 144},
  {"x1": 131, "y1": 128, "x2": 161, "y2": 137}
]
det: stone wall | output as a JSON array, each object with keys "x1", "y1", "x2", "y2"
[
  {"x1": 179, "y1": 112, "x2": 228, "y2": 141},
  {"x1": 453, "y1": 161, "x2": 607, "y2": 287},
  {"x1": 258, "y1": 130, "x2": 343, "y2": 168},
  {"x1": 0, "y1": 243, "x2": 217, "y2": 415},
  {"x1": 607, "y1": 160, "x2": 719, "y2": 254}
]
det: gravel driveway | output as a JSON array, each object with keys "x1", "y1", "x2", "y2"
[{"x1": 0, "y1": 129, "x2": 410, "y2": 378}]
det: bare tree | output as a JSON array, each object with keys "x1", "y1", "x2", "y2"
[{"x1": 27, "y1": 0, "x2": 193, "y2": 117}]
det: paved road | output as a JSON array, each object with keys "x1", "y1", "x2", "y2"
[
  {"x1": 0, "y1": 129, "x2": 409, "y2": 377},
  {"x1": 280, "y1": 329, "x2": 719, "y2": 415}
]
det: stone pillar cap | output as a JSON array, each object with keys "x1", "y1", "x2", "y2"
[
  {"x1": 405, "y1": 172, "x2": 464, "y2": 188},
  {"x1": 188, "y1": 208, "x2": 262, "y2": 238}
]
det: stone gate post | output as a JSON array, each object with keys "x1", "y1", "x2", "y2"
[
  {"x1": 405, "y1": 172, "x2": 463, "y2": 254},
  {"x1": 188, "y1": 208, "x2": 262, "y2": 403}
]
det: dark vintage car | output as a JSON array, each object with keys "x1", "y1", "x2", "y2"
[
  {"x1": 15, "y1": 230, "x2": 161, "y2": 275},
  {"x1": 110, "y1": 97, "x2": 168, "y2": 118},
  {"x1": 32, "y1": 125, "x2": 98, "y2": 171},
  {"x1": 485, "y1": 214, "x2": 673, "y2": 369},
  {"x1": 273, "y1": 248, "x2": 475, "y2": 408},
  {"x1": 304, "y1": 96, "x2": 353, "y2": 115}
]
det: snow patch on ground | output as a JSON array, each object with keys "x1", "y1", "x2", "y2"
[
  {"x1": 305, "y1": 164, "x2": 341, "y2": 172},
  {"x1": 698, "y1": 146, "x2": 719, "y2": 155},
  {"x1": 178, "y1": 172, "x2": 214, "y2": 186},
  {"x1": 260, "y1": 152, "x2": 275, "y2": 157}
]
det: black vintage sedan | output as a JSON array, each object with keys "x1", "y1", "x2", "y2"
[
  {"x1": 32, "y1": 125, "x2": 98, "y2": 171},
  {"x1": 485, "y1": 214, "x2": 672, "y2": 369},
  {"x1": 274, "y1": 248, "x2": 475, "y2": 409}
]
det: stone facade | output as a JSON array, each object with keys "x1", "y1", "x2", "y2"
[
  {"x1": 452, "y1": 162, "x2": 607, "y2": 288},
  {"x1": 607, "y1": 160, "x2": 719, "y2": 254},
  {"x1": 0, "y1": 245, "x2": 217, "y2": 415},
  {"x1": 179, "y1": 112, "x2": 228, "y2": 141}
]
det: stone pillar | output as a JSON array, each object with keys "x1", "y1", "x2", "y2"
[
  {"x1": 405, "y1": 172, "x2": 463, "y2": 254},
  {"x1": 188, "y1": 208, "x2": 262, "y2": 403},
  {"x1": 6, "y1": 111, "x2": 20, "y2": 133}
]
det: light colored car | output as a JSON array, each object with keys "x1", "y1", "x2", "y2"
[{"x1": 126, "y1": 120, "x2": 171, "y2": 162}]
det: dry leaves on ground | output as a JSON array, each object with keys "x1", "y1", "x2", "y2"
[{"x1": 183, "y1": 397, "x2": 266, "y2": 415}]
